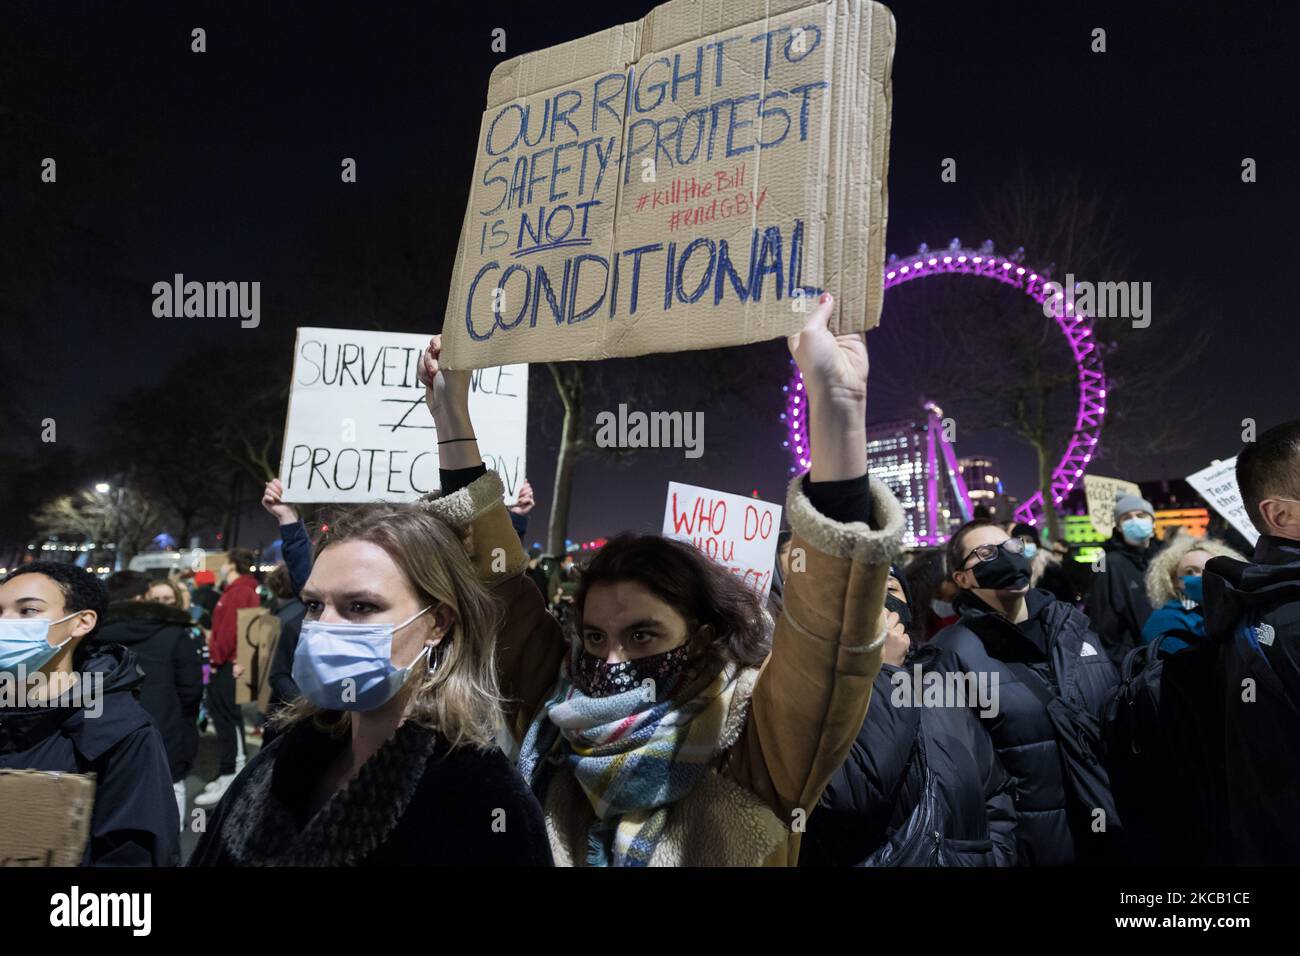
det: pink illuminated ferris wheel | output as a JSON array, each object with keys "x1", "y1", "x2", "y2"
[{"x1": 781, "y1": 241, "x2": 1108, "y2": 534}]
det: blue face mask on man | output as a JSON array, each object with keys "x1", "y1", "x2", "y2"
[{"x1": 1121, "y1": 516, "x2": 1155, "y2": 544}]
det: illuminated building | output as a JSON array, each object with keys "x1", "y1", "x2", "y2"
[
  {"x1": 960, "y1": 456, "x2": 1002, "y2": 505},
  {"x1": 862, "y1": 407, "x2": 972, "y2": 547}
]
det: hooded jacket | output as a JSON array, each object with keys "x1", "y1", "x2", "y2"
[
  {"x1": 1086, "y1": 534, "x2": 1156, "y2": 663},
  {"x1": 929, "y1": 588, "x2": 1120, "y2": 865},
  {"x1": 0, "y1": 642, "x2": 180, "y2": 865},
  {"x1": 96, "y1": 600, "x2": 204, "y2": 781},
  {"x1": 1202, "y1": 534, "x2": 1300, "y2": 863},
  {"x1": 800, "y1": 642, "x2": 1018, "y2": 866}
]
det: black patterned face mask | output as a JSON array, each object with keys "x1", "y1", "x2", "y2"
[{"x1": 573, "y1": 644, "x2": 694, "y2": 698}]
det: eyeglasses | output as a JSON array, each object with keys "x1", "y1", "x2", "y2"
[{"x1": 960, "y1": 537, "x2": 1025, "y2": 569}]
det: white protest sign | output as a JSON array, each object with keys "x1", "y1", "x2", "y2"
[
  {"x1": 1083, "y1": 474, "x2": 1143, "y2": 538},
  {"x1": 662, "y1": 481, "x2": 782, "y2": 598},
  {"x1": 1186, "y1": 456, "x2": 1260, "y2": 547},
  {"x1": 278, "y1": 327, "x2": 527, "y2": 504}
]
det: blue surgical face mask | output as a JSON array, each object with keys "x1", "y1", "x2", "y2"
[
  {"x1": 931, "y1": 598, "x2": 955, "y2": 618},
  {"x1": 292, "y1": 606, "x2": 434, "y2": 712},
  {"x1": 1022, "y1": 542, "x2": 1039, "y2": 560},
  {"x1": 1121, "y1": 517, "x2": 1154, "y2": 544},
  {"x1": 1181, "y1": 574, "x2": 1204, "y2": 605},
  {"x1": 0, "y1": 613, "x2": 81, "y2": 676}
]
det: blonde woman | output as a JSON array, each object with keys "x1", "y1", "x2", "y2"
[
  {"x1": 188, "y1": 504, "x2": 552, "y2": 866},
  {"x1": 1141, "y1": 532, "x2": 1245, "y2": 654}
]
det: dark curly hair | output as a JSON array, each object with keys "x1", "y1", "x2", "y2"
[
  {"x1": 2, "y1": 561, "x2": 108, "y2": 637},
  {"x1": 574, "y1": 533, "x2": 770, "y2": 667}
]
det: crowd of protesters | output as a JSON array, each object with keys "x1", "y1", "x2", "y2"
[{"x1": 2, "y1": 295, "x2": 1298, "y2": 866}]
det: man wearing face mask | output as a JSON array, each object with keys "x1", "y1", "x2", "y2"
[
  {"x1": 1086, "y1": 493, "x2": 1159, "y2": 663},
  {"x1": 1201, "y1": 420, "x2": 1300, "y2": 863},
  {"x1": 0, "y1": 562, "x2": 178, "y2": 865},
  {"x1": 929, "y1": 520, "x2": 1122, "y2": 865}
]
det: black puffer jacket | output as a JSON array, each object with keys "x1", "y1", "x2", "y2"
[
  {"x1": 929, "y1": 588, "x2": 1120, "y2": 865},
  {"x1": 0, "y1": 643, "x2": 180, "y2": 865},
  {"x1": 801, "y1": 644, "x2": 1017, "y2": 866},
  {"x1": 1202, "y1": 535, "x2": 1300, "y2": 863},
  {"x1": 1085, "y1": 534, "x2": 1156, "y2": 663},
  {"x1": 96, "y1": 600, "x2": 205, "y2": 781}
]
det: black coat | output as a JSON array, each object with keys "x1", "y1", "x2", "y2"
[
  {"x1": 267, "y1": 599, "x2": 304, "y2": 711},
  {"x1": 801, "y1": 645, "x2": 1018, "y2": 866},
  {"x1": 0, "y1": 643, "x2": 180, "y2": 865},
  {"x1": 929, "y1": 589, "x2": 1120, "y2": 865},
  {"x1": 1202, "y1": 534, "x2": 1300, "y2": 863},
  {"x1": 96, "y1": 601, "x2": 204, "y2": 781},
  {"x1": 188, "y1": 716, "x2": 553, "y2": 866},
  {"x1": 1085, "y1": 535, "x2": 1156, "y2": 663}
]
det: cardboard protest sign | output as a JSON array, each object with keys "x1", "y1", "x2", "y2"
[
  {"x1": 1083, "y1": 474, "x2": 1143, "y2": 538},
  {"x1": 663, "y1": 481, "x2": 782, "y2": 598},
  {"x1": 0, "y1": 770, "x2": 95, "y2": 866},
  {"x1": 441, "y1": 0, "x2": 895, "y2": 370},
  {"x1": 278, "y1": 328, "x2": 528, "y2": 504},
  {"x1": 236, "y1": 607, "x2": 279, "y2": 707},
  {"x1": 1187, "y1": 457, "x2": 1260, "y2": 547}
]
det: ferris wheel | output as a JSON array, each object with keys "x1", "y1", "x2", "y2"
[{"x1": 782, "y1": 240, "x2": 1109, "y2": 533}]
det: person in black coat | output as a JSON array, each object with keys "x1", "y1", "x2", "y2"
[
  {"x1": 99, "y1": 572, "x2": 205, "y2": 829},
  {"x1": 190, "y1": 489, "x2": 551, "y2": 866},
  {"x1": 0, "y1": 562, "x2": 180, "y2": 866},
  {"x1": 802, "y1": 568, "x2": 1017, "y2": 866},
  {"x1": 929, "y1": 520, "x2": 1122, "y2": 865},
  {"x1": 261, "y1": 563, "x2": 306, "y2": 747},
  {"x1": 1085, "y1": 493, "x2": 1159, "y2": 662},
  {"x1": 1200, "y1": 421, "x2": 1300, "y2": 863}
]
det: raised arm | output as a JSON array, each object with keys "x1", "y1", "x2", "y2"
[
  {"x1": 262, "y1": 479, "x2": 312, "y2": 594},
  {"x1": 727, "y1": 294, "x2": 906, "y2": 826},
  {"x1": 417, "y1": 337, "x2": 567, "y2": 737}
]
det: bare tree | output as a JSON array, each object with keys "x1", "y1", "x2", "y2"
[
  {"x1": 540, "y1": 344, "x2": 788, "y2": 554},
  {"x1": 32, "y1": 486, "x2": 164, "y2": 568}
]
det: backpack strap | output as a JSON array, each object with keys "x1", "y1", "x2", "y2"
[{"x1": 1007, "y1": 661, "x2": 1056, "y2": 708}]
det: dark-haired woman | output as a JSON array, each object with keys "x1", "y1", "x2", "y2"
[{"x1": 419, "y1": 292, "x2": 906, "y2": 865}]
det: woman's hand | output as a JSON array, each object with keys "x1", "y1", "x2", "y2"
[
  {"x1": 418, "y1": 335, "x2": 471, "y2": 423},
  {"x1": 418, "y1": 335, "x2": 481, "y2": 470},
  {"x1": 787, "y1": 293, "x2": 869, "y2": 482},
  {"x1": 261, "y1": 479, "x2": 299, "y2": 526}
]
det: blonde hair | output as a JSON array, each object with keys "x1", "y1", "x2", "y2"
[
  {"x1": 1144, "y1": 532, "x2": 1246, "y2": 608},
  {"x1": 274, "y1": 502, "x2": 505, "y2": 750},
  {"x1": 148, "y1": 578, "x2": 185, "y2": 606}
]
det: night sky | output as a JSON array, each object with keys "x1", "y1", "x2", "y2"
[{"x1": 3, "y1": 0, "x2": 1297, "y2": 550}]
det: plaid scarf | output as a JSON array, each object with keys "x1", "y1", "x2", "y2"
[{"x1": 517, "y1": 651, "x2": 742, "y2": 866}]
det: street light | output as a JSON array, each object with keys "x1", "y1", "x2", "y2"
[{"x1": 95, "y1": 482, "x2": 111, "y2": 494}]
